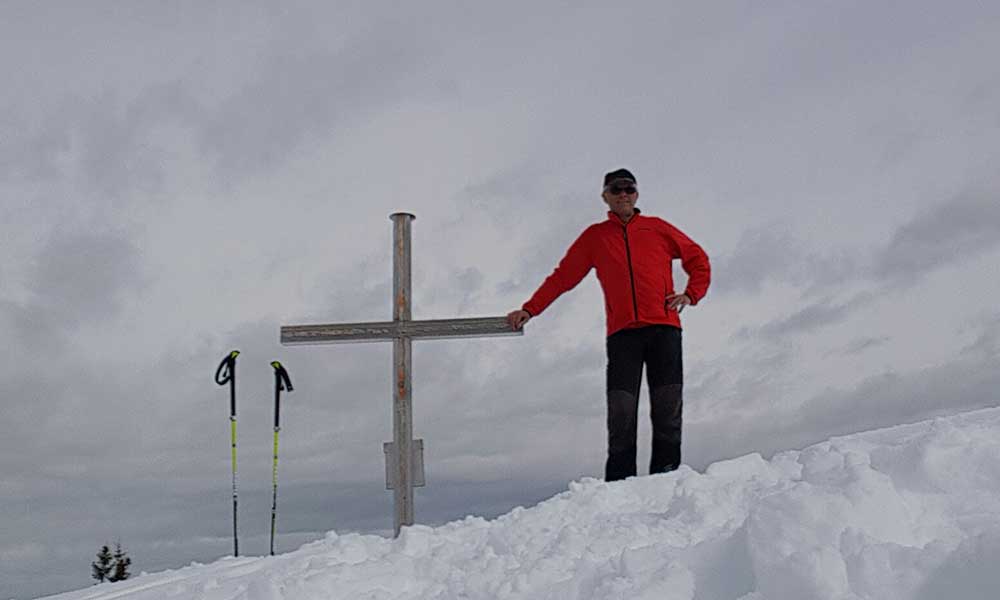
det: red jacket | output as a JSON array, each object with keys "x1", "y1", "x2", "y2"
[{"x1": 522, "y1": 209, "x2": 711, "y2": 337}]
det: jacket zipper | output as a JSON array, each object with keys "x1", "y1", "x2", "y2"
[{"x1": 622, "y1": 224, "x2": 640, "y2": 321}]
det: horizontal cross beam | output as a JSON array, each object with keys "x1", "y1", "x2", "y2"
[{"x1": 280, "y1": 316, "x2": 522, "y2": 345}]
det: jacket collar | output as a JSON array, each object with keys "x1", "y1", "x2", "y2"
[{"x1": 607, "y1": 207, "x2": 641, "y2": 225}]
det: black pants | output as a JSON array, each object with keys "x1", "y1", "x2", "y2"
[{"x1": 605, "y1": 325, "x2": 683, "y2": 481}]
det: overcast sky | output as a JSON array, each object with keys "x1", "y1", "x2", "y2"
[{"x1": 2, "y1": 2, "x2": 999, "y2": 598}]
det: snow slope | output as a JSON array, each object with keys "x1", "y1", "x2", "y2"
[{"x1": 44, "y1": 407, "x2": 1000, "y2": 600}]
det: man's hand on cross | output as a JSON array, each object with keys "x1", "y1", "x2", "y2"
[{"x1": 506, "y1": 309, "x2": 531, "y2": 331}]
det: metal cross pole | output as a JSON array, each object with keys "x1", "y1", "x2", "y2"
[{"x1": 280, "y1": 212, "x2": 522, "y2": 536}]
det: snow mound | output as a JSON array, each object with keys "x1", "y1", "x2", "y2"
[{"x1": 45, "y1": 407, "x2": 1000, "y2": 600}]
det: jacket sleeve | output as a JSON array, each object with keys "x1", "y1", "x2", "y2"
[
  {"x1": 522, "y1": 229, "x2": 594, "y2": 317},
  {"x1": 658, "y1": 219, "x2": 711, "y2": 305}
]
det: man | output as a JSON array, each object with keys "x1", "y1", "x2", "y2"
[{"x1": 506, "y1": 168, "x2": 711, "y2": 481}]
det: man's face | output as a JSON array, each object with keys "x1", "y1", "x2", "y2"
[{"x1": 602, "y1": 179, "x2": 638, "y2": 218}]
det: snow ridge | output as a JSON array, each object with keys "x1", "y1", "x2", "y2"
[{"x1": 46, "y1": 407, "x2": 1000, "y2": 600}]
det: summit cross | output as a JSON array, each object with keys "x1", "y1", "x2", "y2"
[{"x1": 280, "y1": 212, "x2": 523, "y2": 536}]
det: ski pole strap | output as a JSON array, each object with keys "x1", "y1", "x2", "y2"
[{"x1": 215, "y1": 350, "x2": 240, "y2": 386}]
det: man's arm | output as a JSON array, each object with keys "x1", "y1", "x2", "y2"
[
  {"x1": 507, "y1": 230, "x2": 594, "y2": 330},
  {"x1": 657, "y1": 219, "x2": 711, "y2": 306}
]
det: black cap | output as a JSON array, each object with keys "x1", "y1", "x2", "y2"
[{"x1": 603, "y1": 168, "x2": 636, "y2": 187}]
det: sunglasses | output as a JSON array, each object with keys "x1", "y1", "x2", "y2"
[{"x1": 605, "y1": 181, "x2": 637, "y2": 195}]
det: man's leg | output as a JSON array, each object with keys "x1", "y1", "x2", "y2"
[
  {"x1": 605, "y1": 329, "x2": 644, "y2": 481},
  {"x1": 646, "y1": 326, "x2": 683, "y2": 474}
]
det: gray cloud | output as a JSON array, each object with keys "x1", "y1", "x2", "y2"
[
  {"x1": 755, "y1": 295, "x2": 860, "y2": 338},
  {"x1": 303, "y1": 258, "x2": 394, "y2": 323},
  {"x1": 28, "y1": 230, "x2": 147, "y2": 329},
  {"x1": 199, "y1": 28, "x2": 437, "y2": 180},
  {"x1": 0, "y1": 104, "x2": 72, "y2": 182},
  {"x1": 0, "y1": 91, "x2": 183, "y2": 204},
  {"x1": 826, "y1": 335, "x2": 892, "y2": 357},
  {"x1": 733, "y1": 293, "x2": 874, "y2": 341},
  {"x1": 453, "y1": 267, "x2": 486, "y2": 315},
  {"x1": 960, "y1": 313, "x2": 1000, "y2": 360},
  {"x1": 712, "y1": 228, "x2": 800, "y2": 296},
  {"x1": 713, "y1": 181, "x2": 1000, "y2": 305},
  {"x1": 0, "y1": 15, "x2": 438, "y2": 206},
  {"x1": 455, "y1": 162, "x2": 558, "y2": 228},
  {"x1": 686, "y1": 322, "x2": 1000, "y2": 470},
  {"x1": 873, "y1": 189, "x2": 1000, "y2": 283},
  {"x1": 0, "y1": 229, "x2": 147, "y2": 366},
  {"x1": 711, "y1": 224, "x2": 862, "y2": 300},
  {"x1": 711, "y1": 184, "x2": 1000, "y2": 315}
]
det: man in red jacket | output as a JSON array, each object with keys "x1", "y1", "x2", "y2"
[{"x1": 506, "y1": 168, "x2": 711, "y2": 481}]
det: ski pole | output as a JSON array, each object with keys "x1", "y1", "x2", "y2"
[
  {"x1": 214, "y1": 350, "x2": 241, "y2": 557},
  {"x1": 269, "y1": 361, "x2": 293, "y2": 556}
]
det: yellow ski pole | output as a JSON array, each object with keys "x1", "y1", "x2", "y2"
[
  {"x1": 269, "y1": 361, "x2": 294, "y2": 556},
  {"x1": 214, "y1": 350, "x2": 241, "y2": 556}
]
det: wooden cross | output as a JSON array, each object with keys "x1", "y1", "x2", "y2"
[{"x1": 280, "y1": 213, "x2": 522, "y2": 536}]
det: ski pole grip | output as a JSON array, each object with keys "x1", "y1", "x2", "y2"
[
  {"x1": 215, "y1": 350, "x2": 240, "y2": 386},
  {"x1": 271, "y1": 361, "x2": 293, "y2": 392},
  {"x1": 270, "y1": 361, "x2": 292, "y2": 429}
]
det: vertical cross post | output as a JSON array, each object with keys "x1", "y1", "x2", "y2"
[
  {"x1": 280, "y1": 212, "x2": 523, "y2": 536},
  {"x1": 391, "y1": 212, "x2": 415, "y2": 534}
]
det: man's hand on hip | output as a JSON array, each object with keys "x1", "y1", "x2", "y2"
[
  {"x1": 506, "y1": 309, "x2": 531, "y2": 330},
  {"x1": 665, "y1": 293, "x2": 691, "y2": 314}
]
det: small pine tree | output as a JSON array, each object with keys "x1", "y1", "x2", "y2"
[
  {"x1": 91, "y1": 545, "x2": 113, "y2": 583},
  {"x1": 108, "y1": 542, "x2": 132, "y2": 583}
]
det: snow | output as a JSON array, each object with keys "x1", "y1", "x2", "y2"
[{"x1": 43, "y1": 407, "x2": 1000, "y2": 600}]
